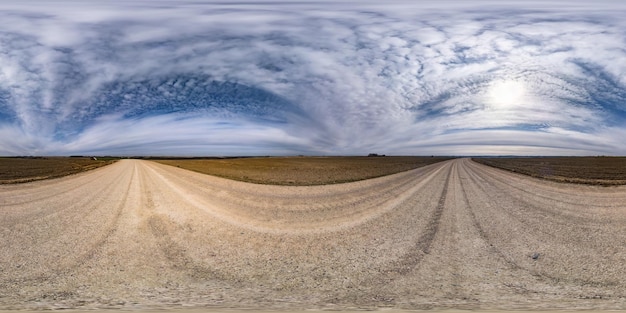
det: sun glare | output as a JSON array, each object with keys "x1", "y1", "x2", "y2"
[{"x1": 487, "y1": 80, "x2": 526, "y2": 108}]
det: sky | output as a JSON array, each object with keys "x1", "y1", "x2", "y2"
[{"x1": 1, "y1": 0, "x2": 626, "y2": 156}]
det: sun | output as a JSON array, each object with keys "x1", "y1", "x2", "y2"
[{"x1": 486, "y1": 80, "x2": 527, "y2": 108}]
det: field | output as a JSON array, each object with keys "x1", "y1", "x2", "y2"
[
  {"x1": 0, "y1": 157, "x2": 117, "y2": 184},
  {"x1": 154, "y1": 156, "x2": 453, "y2": 185},
  {"x1": 473, "y1": 157, "x2": 626, "y2": 185},
  {"x1": 4, "y1": 156, "x2": 624, "y2": 186}
]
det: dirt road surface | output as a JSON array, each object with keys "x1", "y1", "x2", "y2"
[{"x1": 1, "y1": 159, "x2": 625, "y2": 310}]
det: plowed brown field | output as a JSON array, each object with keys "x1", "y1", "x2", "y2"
[
  {"x1": 0, "y1": 157, "x2": 115, "y2": 184},
  {"x1": 154, "y1": 156, "x2": 453, "y2": 185},
  {"x1": 473, "y1": 157, "x2": 626, "y2": 185},
  {"x1": 1, "y1": 159, "x2": 625, "y2": 311}
]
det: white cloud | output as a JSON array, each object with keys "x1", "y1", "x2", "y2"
[
  {"x1": 56, "y1": 113, "x2": 313, "y2": 156},
  {"x1": 0, "y1": 0, "x2": 625, "y2": 155}
]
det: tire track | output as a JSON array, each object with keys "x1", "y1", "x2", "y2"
[
  {"x1": 67, "y1": 163, "x2": 137, "y2": 269},
  {"x1": 0, "y1": 163, "x2": 121, "y2": 206},
  {"x1": 382, "y1": 162, "x2": 452, "y2": 277},
  {"x1": 0, "y1": 163, "x2": 136, "y2": 288},
  {"x1": 460, "y1": 159, "x2": 561, "y2": 277},
  {"x1": 139, "y1": 159, "x2": 452, "y2": 234},
  {"x1": 460, "y1": 159, "x2": 626, "y2": 291},
  {"x1": 467, "y1": 160, "x2": 625, "y2": 212},
  {"x1": 0, "y1": 162, "x2": 132, "y2": 232},
  {"x1": 456, "y1": 160, "x2": 524, "y2": 272},
  {"x1": 146, "y1": 214, "x2": 229, "y2": 282}
]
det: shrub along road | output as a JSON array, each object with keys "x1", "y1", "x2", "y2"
[{"x1": 0, "y1": 159, "x2": 625, "y2": 310}]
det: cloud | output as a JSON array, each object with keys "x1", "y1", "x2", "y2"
[
  {"x1": 59, "y1": 113, "x2": 314, "y2": 156},
  {"x1": 0, "y1": 0, "x2": 625, "y2": 155}
]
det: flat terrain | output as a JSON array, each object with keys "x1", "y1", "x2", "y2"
[
  {"x1": 473, "y1": 157, "x2": 626, "y2": 185},
  {"x1": 0, "y1": 157, "x2": 116, "y2": 184},
  {"x1": 1, "y1": 159, "x2": 626, "y2": 311},
  {"x1": 154, "y1": 156, "x2": 453, "y2": 185}
]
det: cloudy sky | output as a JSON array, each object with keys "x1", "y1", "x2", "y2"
[{"x1": 1, "y1": 0, "x2": 625, "y2": 156}]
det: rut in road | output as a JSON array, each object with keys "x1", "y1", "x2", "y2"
[{"x1": 1, "y1": 159, "x2": 625, "y2": 310}]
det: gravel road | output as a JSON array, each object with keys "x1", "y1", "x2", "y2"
[{"x1": 1, "y1": 158, "x2": 625, "y2": 310}]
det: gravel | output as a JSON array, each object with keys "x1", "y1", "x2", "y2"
[{"x1": 1, "y1": 159, "x2": 625, "y2": 311}]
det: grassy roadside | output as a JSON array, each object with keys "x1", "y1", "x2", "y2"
[
  {"x1": 0, "y1": 157, "x2": 117, "y2": 184},
  {"x1": 472, "y1": 157, "x2": 626, "y2": 186},
  {"x1": 154, "y1": 156, "x2": 453, "y2": 185}
]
